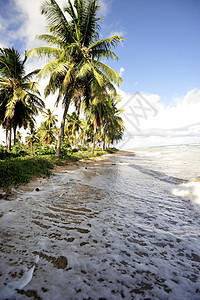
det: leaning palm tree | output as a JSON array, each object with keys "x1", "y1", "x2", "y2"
[
  {"x1": 27, "y1": 0, "x2": 124, "y2": 157},
  {"x1": 0, "y1": 47, "x2": 44, "y2": 150}
]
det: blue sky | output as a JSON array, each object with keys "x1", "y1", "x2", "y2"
[
  {"x1": 102, "y1": 0, "x2": 200, "y2": 102},
  {"x1": 0, "y1": 0, "x2": 200, "y2": 147}
]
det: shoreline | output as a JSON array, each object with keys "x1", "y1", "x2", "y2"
[
  {"x1": 0, "y1": 150, "x2": 135, "y2": 198},
  {"x1": 53, "y1": 150, "x2": 135, "y2": 173}
]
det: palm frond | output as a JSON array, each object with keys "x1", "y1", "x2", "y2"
[
  {"x1": 27, "y1": 47, "x2": 63, "y2": 59},
  {"x1": 88, "y1": 35, "x2": 124, "y2": 52},
  {"x1": 23, "y1": 69, "x2": 41, "y2": 82},
  {"x1": 90, "y1": 49, "x2": 119, "y2": 61},
  {"x1": 81, "y1": 0, "x2": 102, "y2": 46},
  {"x1": 94, "y1": 60, "x2": 123, "y2": 87},
  {"x1": 36, "y1": 58, "x2": 60, "y2": 79},
  {"x1": 36, "y1": 34, "x2": 64, "y2": 47},
  {"x1": 40, "y1": 0, "x2": 73, "y2": 42},
  {"x1": 21, "y1": 82, "x2": 40, "y2": 95}
]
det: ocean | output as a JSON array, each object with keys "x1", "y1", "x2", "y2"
[{"x1": 0, "y1": 144, "x2": 200, "y2": 299}]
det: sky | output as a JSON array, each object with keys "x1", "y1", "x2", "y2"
[{"x1": 0, "y1": 0, "x2": 200, "y2": 148}]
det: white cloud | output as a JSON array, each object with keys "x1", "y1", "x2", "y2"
[
  {"x1": 14, "y1": 0, "x2": 69, "y2": 50},
  {"x1": 99, "y1": 0, "x2": 114, "y2": 16},
  {"x1": 117, "y1": 88, "x2": 200, "y2": 149},
  {"x1": 119, "y1": 67, "x2": 124, "y2": 77},
  {"x1": 0, "y1": 0, "x2": 74, "y2": 51},
  {"x1": 109, "y1": 31, "x2": 124, "y2": 37}
]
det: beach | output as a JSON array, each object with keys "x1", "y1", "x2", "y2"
[{"x1": 0, "y1": 146, "x2": 200, "y2": 299}]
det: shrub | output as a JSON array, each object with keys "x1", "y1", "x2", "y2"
[
  {"x1": 35, "y1": 145, "x2": 56, "y2": 155},
  {"x1": 11, "y1": 145, "x2": 28, "y2": 156},
  {"x1": 0, "y1": 157, "x2": 53, "y2": 188}
]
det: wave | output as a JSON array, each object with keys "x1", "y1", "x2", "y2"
[
  {"x1": 172, "y1": 180, "x2": 200, "y2": 205},
  {"x1": 129, "y1": 164, "x2": 187, "y2": 185}
]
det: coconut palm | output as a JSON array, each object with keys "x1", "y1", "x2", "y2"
[
  {"x1": 0, "y1": 47, "x2": 44, "y2": 150},
  {"x1": 65, "y1": 112, "x2": 82, "y2": 147},
  {"x1": 42, "y1": 108, "x2": 58, "y2": 129},
  {"x1": 104, "y1": 110, "x2": 124, "y2": 148},
  {"x1": 102, "y1": 94, "x2": 124, "y2": 149},
  {"x1": 27, "y1": 0, "x2": 124, "y2": 157},
  {"x1": 38, "y1": 121, "x2": 56, "y2": 145},
  {"x1": 86, "y1": 93, "x2": 124, "y2": 152},
  {"x1": 25, "y1": 129, "x2": 40, "y2": 152}
]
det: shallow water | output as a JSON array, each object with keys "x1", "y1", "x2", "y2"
[{"x1": 0, "y1": 145, "x2": 200, "y2": 299}]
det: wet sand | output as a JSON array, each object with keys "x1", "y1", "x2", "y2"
[
  {"x1": 0, "y1": 150, "x2": 134, "y2": 197},
  {"x1": 0, "y1": 150, "x2": 137, "y2": 299},
  {"x1": 53, "y1": 150, "x2": 135, "y2": 173},
  {"x1": 0, "y1": 149, "x2": 200, "y2": 299}
]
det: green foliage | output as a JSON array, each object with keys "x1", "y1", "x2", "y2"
[
  {"x1": 0, "y1": 146, "x2": 9, "y2": 160},
  {"x1": 11, "y1": 145, "x2": 28, "y2": 156},
  {"x1": 0, "y1": 47, "x2": 44, "y2": 151},
  {"x1": 0, "y1": 145, "x2": 28, "y2": 159},
  {"x1": 62, "y1": 141, "x2": 72, "y2": 149},
  {"x1": 0, "y1": 142, "x2": 119, "y2": 188},
  {"x1": 106, "y1": 147, "x2": 118, "y2": 153},
  {"x1": 34, "y1": 145, "x2": 56, "y2": 155},
  {"x1": 0, "y1": 157, "x2": 53, "y2": 188},
  {"x1": 72, "y1": 148, "x2": 78, "y2": 153}
]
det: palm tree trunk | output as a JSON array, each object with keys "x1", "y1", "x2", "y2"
[
  {"x1": 81, "y1": 118, "x2": 88, "y2": 148},
  {"x1": 102, "y1": 133, "x2": 106, "y2": 151},
  {"x1": 13, "y1": 125, "x2": 17, "y2": 145},
  {"x1": 92, "y1": 120, "x2": 97, "y2": 154},
  {"x1": 74, "y1": 132, "x2": 77, "y2": 148},
  {"x1": 7, "y1": 124, "x2": 12, "y2": 152},
  {"x1": 102, "y1": 124, "x2": 107, "y2": 151},
  {"x1": 6, "y1": 128, "x2": 8, "y2": 149},
  {"x1": 81, "y1": 128, "x2": 86, "y2": 148},
  {"x1": 55, "y1": 98, "x2": 70, "y2": 157}
]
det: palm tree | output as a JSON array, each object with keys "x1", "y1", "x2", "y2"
[
  {"x1": 26, "y1": 129, "x2": 40, "y2": 152},
  {"x1": 88, "y1": 96, "x2": 104, "y2": 153},
  {"x1": 38, "y1": 121, "x2": 56, "y2": 145},
  {"x1": 86, "y1": 93, "x2": 124, "y2": 152},
  {"x1": 42, "y1": 108, "x2": 58, "y2": 129},
  {"x1": 65, "y1": 112, "x2": 82, "y2": 147},
  {"x1": 27, "y1": 0, "x2": 124, "y2": 157},
  {"x1": 0, "y1": 47, "x2": 44, "y2": 151},
  {"x1": 102, "y1": 94, "x2": 124, "y2": 149}
]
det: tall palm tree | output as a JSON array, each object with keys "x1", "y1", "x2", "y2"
[
  {"x1": 38, "y1": 121, "x2": 56, "y2": 145},
  {"x1": 102, "y1": 94, "x2": 124, "y2": 149},
  {"x1": 42, "y1": 108, "x2": 58, "y2": 129},
  {"x1": 0, "y1": 47, "x2": 44, "y2": 150},
  {"x1": 88, "y1": 96, "x2": 104, "y2": 153},
  {"x1": 65, "y1": 112, "x2": 82, "y2": 147},
  {"x1": 27, "y1": 0, "x2": 124, "y2": 157},
  {"x1": 26, "y1": 129, "x2": 40, "y2": 152}
]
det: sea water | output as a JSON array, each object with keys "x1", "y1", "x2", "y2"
[{"x1": 0, "y1": 144, "x2": 200, "y2": 299}]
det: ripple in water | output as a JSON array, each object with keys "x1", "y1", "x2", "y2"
[{"x1": 0, "y1": 145, "x2": 200, "y2": 299}]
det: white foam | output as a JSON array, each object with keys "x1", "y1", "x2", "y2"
[
  {"x1": 172, "y1": 181, "x2": 200, "y2": 205},
  {"x1": 0, "y1": 255, "x2": 39, "y2": 299}
]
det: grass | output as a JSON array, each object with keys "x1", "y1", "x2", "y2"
[
  {"x1": 0, "y1": 157, "x2": 53, "y2": 188},
  {"x1": 0, "y1": 146, "x2": 118, "y2": 188}
]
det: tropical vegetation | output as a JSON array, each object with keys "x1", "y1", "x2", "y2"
[
  {"x1": 0, "y1": 0, "x2": 125, "y2": 188},
  {"x1": 0, "y1": 47, "x2": 44, "y2": 151},
  {"x1": 27, "y1": 0, "x2": 124, "y2": 156}
]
